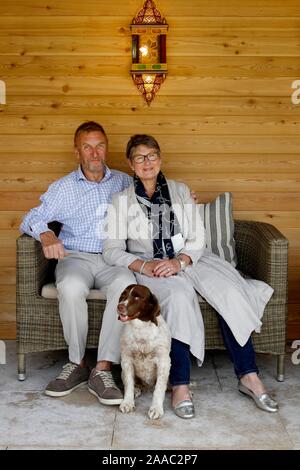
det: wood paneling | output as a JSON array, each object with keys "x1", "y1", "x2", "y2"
[
  {"x1": 2, "y1": 171, "x2": 300, "y2": 193},
  {"x1": 289, "y1": 267, "x2": 300, "y2": 304},
  {"x1": 1, "y1": 16, "x2": 300, "y2": 35},
  {"x1": 3, "y1": 77, "x2": 296, "y2": 96},
  {"x1": 3, "y1": 35, "x2": 300, "y2": 58},
  {"x1": 2, "y1": 115, "x2": 300, "y2": 136},
  {"x1": 0, "y1": 212, "x2": 25, "y2": 230},
  {"x1": 1, "y1": 1, "x2": 300, "y2": 17},
  {"x1": 2, "y1": 96, "x2": 300, "y2": 116},
  {"x1": 0, "y1": 192, "x2": 42, "y2": 210},
  {"x1": 0, "y1": 248, "x2": 16, "y2": 267},
  {"x1": 0, "y1": 0, "x2": 299, "y2": 339},
  {"x1": 2, "y1": 153, "x2": 300, "y2": 175},
  {"x1": 2, "y1": 56, "x2": 300, "y2": 77},
  {"x1": 0, "y1": 267, "x2": 16, "y2": 285},
  {"x1": 1, "y1": 191, "x2": 300, "y2": 211},
  {"x1": 2, "y1": 135, "x2": 300, "y2": 154},
  {"x1": 0, "y1": 286, "x2": 16, "y2": 304}
]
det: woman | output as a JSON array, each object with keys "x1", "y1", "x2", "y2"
[{"x1": 99, "y1": 134, "x2": 278, "y2": 419}]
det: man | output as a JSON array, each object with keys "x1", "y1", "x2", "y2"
[{"x1": 20, "y1": 121, "x2": 135, "y2": 405}]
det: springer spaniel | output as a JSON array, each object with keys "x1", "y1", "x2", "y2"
[{"x1": 117, "y1": 284, "x2": 171, "y2": 419}]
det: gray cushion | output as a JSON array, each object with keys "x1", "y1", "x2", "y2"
[{"x1": 198, "y1": 192, "x2": 237, "y2": 267}]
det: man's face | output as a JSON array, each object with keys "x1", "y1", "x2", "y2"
[{"x1": 74, "y1": 130, "x2": 108, "y2": 179}]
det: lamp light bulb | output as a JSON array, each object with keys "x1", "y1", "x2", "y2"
[{"x1": 139, "y1": 45, "x2": 149, "y2": 57}]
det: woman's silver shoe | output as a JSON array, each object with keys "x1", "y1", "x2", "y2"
[
  {"x1": 238, "y1": 381, "x2": 278, "y2": 413},
  {"x1": 173, "y1": 399, "x2": 195, "y2": 419}
]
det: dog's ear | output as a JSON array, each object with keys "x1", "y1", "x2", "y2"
[
  {"x1": 119, "y1": 284, "x2": 137, "y2": 300},
  {"x1": 149, "y1": 292, "x2": 160, "y2": 325},
  {"x1": 127, "y1": 284, "x2": 139, "y2": 291},
  {"x1": 150, "y1": 293, "x2": 160, "y2": 317}
]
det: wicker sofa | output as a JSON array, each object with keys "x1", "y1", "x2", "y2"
[{"x1": 16, "y1": 220, "x2": 288, "y2": 382}]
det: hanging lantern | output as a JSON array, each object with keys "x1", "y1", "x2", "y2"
[{"x1": 130, "y1": 0, "x2": 168, "y2": 105}]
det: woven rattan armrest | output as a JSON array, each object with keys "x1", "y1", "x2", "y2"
[
  {"x1": 16, "y1": 234, "x2": 51, "y2": 298},
  {"x1": 234, "y1": 220, "x2": 288, "y2": 303}
]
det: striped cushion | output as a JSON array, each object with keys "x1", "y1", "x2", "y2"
[{"x1": 198, "y1": 192, "x2": 237, "y2": 266}]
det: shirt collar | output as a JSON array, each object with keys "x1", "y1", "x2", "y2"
[{"x1": 76, "y1": 164, "x2": 112, "y2": 183}]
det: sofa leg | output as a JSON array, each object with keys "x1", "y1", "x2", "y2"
[
  {"x1": 276, "y1": 354, "x2": 285, "y2": 382},
  {"x1": 18, "y1": 353, "x2": 26, "y2": 381}
]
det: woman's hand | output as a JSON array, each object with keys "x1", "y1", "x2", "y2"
[
  {"x1": 152, "y1": 259, "x2": 181, "y2": 277},
  {"x1": 128, "y1": 259, "x2": 159, "y2": 278},
  {"x1": 129, "y1": 258, "x2": 184, "y2": 278},
  {"x1": 141, "y1": 260, "x2": 158, "y2": 277}
]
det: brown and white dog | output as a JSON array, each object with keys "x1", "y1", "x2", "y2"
[{"x1": 117, "y1": 284, "x2": 171, "y2": 420}]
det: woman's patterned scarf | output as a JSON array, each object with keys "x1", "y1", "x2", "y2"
[{"x1": 133, "y1": 171, "x2": 181, "y2": 259}]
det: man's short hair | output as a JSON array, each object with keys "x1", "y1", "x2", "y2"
[
  {"x1": 126, "y1": 134, "x2": 160, "y2": 159},
  {"x1": 74, "y1": 121, "x2": 107, "y2": 145}
]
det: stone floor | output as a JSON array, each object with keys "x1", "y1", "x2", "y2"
[{"x1": 0, "y1": 341, "x2": 299, "y2": 450}]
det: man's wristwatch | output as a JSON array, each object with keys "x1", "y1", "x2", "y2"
[{"x1": 176, "y1": 255, "x2": 187, "y2": 271}]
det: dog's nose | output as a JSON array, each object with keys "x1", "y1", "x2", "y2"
[{"x1": 117, "y1": 303, "x2": 126, "y2": 313}]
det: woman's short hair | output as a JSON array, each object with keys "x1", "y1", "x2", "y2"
[
  {"x1": 126, "y1": 134, "x2": 160, "y2": 159},
  {"x1": 74, "y1": 121, "x2": 107, "y2": 145}
]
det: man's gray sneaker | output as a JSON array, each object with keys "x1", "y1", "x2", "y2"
[
  {"x1": 45, "y1": 362, "x2": 90, "y2": 397},
  {"x1": 88, "y1": 368, "x2": 123, "y2": 405}
]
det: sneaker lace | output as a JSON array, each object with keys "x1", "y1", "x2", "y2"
[
  {"x1": 94, "y1": 370, "x2": 118, "y2": 389},
  {"x1": 56, "y1": 362, "x2": 78, "y2": 381}
]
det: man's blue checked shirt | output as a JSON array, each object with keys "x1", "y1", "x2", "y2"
[{"x1": 20, "y1": 165, "x2": 132, "y2": 253}]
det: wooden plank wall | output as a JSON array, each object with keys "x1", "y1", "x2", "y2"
[{"x1": 0, "y1": 0, "x2": 299, "y2": 339}]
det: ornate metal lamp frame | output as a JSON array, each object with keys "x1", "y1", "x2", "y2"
[{"x1": 130, "y1": 0, "x2": 168, "y2": 105}]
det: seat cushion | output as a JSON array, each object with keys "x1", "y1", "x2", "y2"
[
  {"x1": 41, "y1": 282, "x2": 204, "y2": 302},
  {"x1": 198, "y1": 192, "x2": 237, "y2": 267},
  {"x1": 41, "y1": 283, "x2": 107, "y2": 300}
]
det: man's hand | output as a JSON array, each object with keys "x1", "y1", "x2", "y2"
[{"x1": 40, "y1": 231, "x2": 67, "y2": 259}]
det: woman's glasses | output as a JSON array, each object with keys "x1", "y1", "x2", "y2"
[{"x1": 131, "y1": 152, "x2": 160, "y2": 164}]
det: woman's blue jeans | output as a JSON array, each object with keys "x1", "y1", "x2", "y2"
[
  {"x1": 169, "y1": 338, "x2": 191, "y2": 386},
  {"x1": 169, "y1": 314, "x2": 259, "y2": 386}
]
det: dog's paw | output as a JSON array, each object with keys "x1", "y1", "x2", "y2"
[
  {"x1": 148, "y1": 405, "x2": 164, "y2": 420},
  {"x1": 134, "y1": 386, "x2": 142, "y2": 398},
  {"x1": 119, "y1": 400, "x2": 135, "y2": 414}
]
